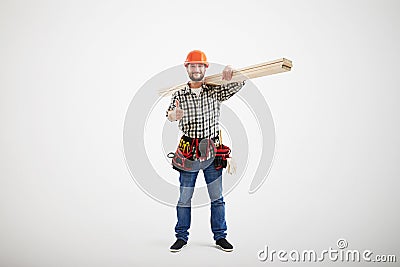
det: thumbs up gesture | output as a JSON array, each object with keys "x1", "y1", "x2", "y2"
[
  {"x1": 168, "y1": 99, "x2": 184, "y2": 121},
  {"x1": 174, "y1": 99, "x2": 184, "y2": 120}
]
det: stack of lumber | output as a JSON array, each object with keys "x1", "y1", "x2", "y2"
[{"x1": 159, "y1": 58, "x2": 292, "y2": 96}]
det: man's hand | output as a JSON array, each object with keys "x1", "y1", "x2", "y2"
[
  {"x1": 222, "y1": 65, "x2": 234, "y2": 81},
  {"x1": 168, "y1": 99, "x2": 184, "y2": 121},
  {"x1": 174, "y1": 100, "x2": 183, "y2": 120}
]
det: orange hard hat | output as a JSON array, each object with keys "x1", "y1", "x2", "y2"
[{"x1": 184, "y1": 50, "x2": 209, "y2": 67}]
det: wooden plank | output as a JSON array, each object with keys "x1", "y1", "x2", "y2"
[{"x1": 159, "y1": 58, "x2": 292, "y2": 96}]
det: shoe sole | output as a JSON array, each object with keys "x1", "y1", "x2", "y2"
[
  {"x1": 169, "y1": 244, "x2": 187, "y2": 252},
  {"x1": 216, "y1": 244, "x2": 233, "y2": 252}
]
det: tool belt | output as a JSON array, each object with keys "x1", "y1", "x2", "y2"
[
  {"x1": 168, "y1": 135, "x2": 231, "y2": 172},
  {"x1": 214, "y1": 144, "x2": 231, "y2": 170}
]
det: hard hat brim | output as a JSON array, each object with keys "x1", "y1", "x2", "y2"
[{"x1": 184, "y1": 61, "x2": 209, "y2": 68}]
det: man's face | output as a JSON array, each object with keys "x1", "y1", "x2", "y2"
[{"x1": 186, "y1": 63, "x2": 206, "y2": 82}]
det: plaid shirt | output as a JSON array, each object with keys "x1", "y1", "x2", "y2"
[{"x1": 167, "y1": 81, "x2": 245, "y2": 139}]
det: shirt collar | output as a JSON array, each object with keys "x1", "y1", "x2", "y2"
[{"x1": 183, "y1": 82, "x2": 211, "y2": 94}]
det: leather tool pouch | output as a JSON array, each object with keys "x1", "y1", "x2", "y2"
[
  {"x1": 214, "y1": 144, "x2": 231, "y2": 170},
  {"x1": 169, "y1": 135, "x2": 216, "y2": 172},
  {"x1": 170, "y1": 135, "x2": 195, "y2": 171}
]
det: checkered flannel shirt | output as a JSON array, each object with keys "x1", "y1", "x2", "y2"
[{"x1": 166, "y1": 81, "x2": 245, "y2": 139}]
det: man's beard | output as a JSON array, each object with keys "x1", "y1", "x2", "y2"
[{"x1": 189, "y1": 72, "x2": 204, "y2": 82}]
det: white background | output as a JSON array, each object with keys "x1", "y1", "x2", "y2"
[{"x1": 1, "y1": 0, "x2": 399, "y2": 266}]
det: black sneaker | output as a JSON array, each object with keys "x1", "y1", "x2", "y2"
[
  {"x1": 170, "y1": 239, "x2": 187, "y2": 252},
  {"x1": 215, "y1": 238, "x2": 234, "y2": 252}
]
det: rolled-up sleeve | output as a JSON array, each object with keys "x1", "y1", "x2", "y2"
[{"x1": 215, "y1": 81, "x2": 245, "y2": 101}]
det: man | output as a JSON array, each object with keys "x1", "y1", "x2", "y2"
[{"x1": 166, "y1": 50, "x2": 245, "y2": 252}]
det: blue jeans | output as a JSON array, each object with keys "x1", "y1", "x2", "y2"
[{"x1": 175, "y1": 163, "x2": 227, "y2": 242}]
